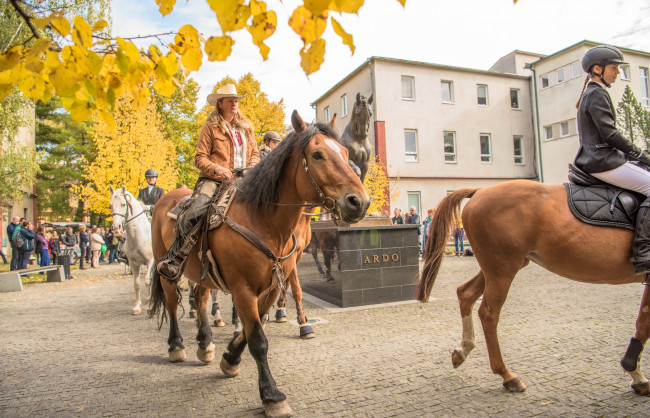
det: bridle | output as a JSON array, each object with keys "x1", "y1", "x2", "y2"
[
  {"x1": 111, "y1": 192, "x2": 146, "y2": 225},
  {"x1": 300, "y1": 157, "x2": 342, "y2": 220}
]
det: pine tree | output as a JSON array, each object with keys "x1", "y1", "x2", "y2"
[{"x1": 617, "y1": 85, "x2": 650, "y2": 150}]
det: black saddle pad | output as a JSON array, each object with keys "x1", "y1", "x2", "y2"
[{"x1": 565, "y1": 183, "x2": 644, "y2": 230}]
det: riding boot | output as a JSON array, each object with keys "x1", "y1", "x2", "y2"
[
  {"x1": 632, "y1": 198, "x2": 650, "y2": 275},
  {"x1": 157, "y1": 179, "x2": 219, "y2": 281}
]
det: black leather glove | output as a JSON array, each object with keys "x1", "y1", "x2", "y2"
[{"x1": 628, "y1": 148, "x2": 650, "y2": 166}]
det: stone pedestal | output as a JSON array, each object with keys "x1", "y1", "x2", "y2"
[{"x1": 299, "y1": 222, "x2": 420, "y2": 307}]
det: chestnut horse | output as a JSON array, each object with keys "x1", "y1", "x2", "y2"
[
  {"x1": 149, "y1": 111, "x2": 369, "y2": 417},
  {"x1": 417, "y1": 180, "x2": 650, "y2": 396}
]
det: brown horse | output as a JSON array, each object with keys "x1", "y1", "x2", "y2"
[
  {"x1": 417, "y1": 180, "x2": 650, "y2": 396},
  {"x1": 149, "y1": 111, "x2": 369, "y2": 417}
]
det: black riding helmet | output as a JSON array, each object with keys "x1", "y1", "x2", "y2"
[
  {"x1": 145, "y1": 168, "x2": 158, "y2": 178},
  {"x1": 582, "y1": 45, "x2": 627, "y2": 75}
]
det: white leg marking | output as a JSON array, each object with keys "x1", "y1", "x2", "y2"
[
  {"x1": 628, "y1": 368, "x2": 649, "y2": 386},
  {"x1": 458, "y1": 314, "x2": 476, "y2": 356}
]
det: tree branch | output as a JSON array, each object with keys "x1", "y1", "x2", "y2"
[{"x1": 9, "y1": 0, "x2": 41, "y2": 41}]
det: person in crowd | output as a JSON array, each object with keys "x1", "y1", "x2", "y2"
[
  {"x1": 406, "y1": 206, "x2": 422, "y2": 249},
  {"x1": 138, "y1": 169, "x2": 165, "y2": 217},
  {"x1": 258, "y1": 131, "x2": 282, "y2": 159},
  {"x1": 453, "y1": 215, "x2": 465, "y2": 257},
  {"x1": 422, "y1": 208, "x2": 435, "y2": 253},
  {"x1": 59, "y1": 226, "x2": 78, "y2": 266},
  {"x1": 0, "y1": 248, "x2": 7, "y2": 264},
  {"x1": 89, "y1": 227, "x2": 105, "y2": 268},
  {"x1": 49, "y1": 230, "x2": 61, "y2": 265},
  {"x1": 35, "y1": 226, "x2": 51, "y2": 272},
  {"x1": 6, "y1": 216, "x2": 20, "y2": 270},
  {"x1": 98, "y1": 227, "x2": 106, "y2": 263},
  {"x1": 16, "y1": 221, "x2": 34, "y2": 270},
  {"x1": 157, "y1": 83, "x2": 260, "y2": 281},
  {"x1": 573, "y1": 45, "x2": 650, "y2": 278},
  {"x1": 78, "y1": 225, "x2": 90, "y2": 270},
  {"x1": 105, "y1": 226, "x2": 117, "y2": 264},
  {"x1": 392, "y1": 208, "x2": 404, "y2": 225},
  {"x1": 85, "y1": 225, "x2": 95, "y2": 264}
]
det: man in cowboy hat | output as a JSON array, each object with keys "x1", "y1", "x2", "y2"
[
  {"x1": 137, "y1": 168, "x2": 165, "y2": 216},
  {"x1": 157, "y1": 83, "x2": 260, "y2": 281},
  {"x1": 258, "y1": 131, "x2": 282, "y2": 160}
]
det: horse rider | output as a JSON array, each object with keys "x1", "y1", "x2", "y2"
[
  {"x1": 573, "y1": 45, "x2": 650, "y2": 282},
  {"x1": 137, "y1": 168, "x2": 165, "y2": 217},
  {"x1": 258, "y1": 131, "x2": 282, "y2": 160},
  {"x1": 157, "y1": 83, "x2": 260, "y2": 281}
]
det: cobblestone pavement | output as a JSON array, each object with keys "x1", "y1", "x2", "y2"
[{"x1": 1, "y1": 257, "x2": 650, "y2": 417}]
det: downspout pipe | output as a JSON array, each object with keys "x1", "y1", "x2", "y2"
[{"x1": 527, "y1": 64, "x2": 544, "y2": 183}]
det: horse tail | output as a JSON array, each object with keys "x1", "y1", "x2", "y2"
[
  {"x1": 147, "y1": 264, "x2": 167, "y2": 328},
  {"x1": 416, "y1": 188, "x2": 478, "y2": 302}
]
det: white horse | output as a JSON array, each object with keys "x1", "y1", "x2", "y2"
[{"x1": 109, "y1": 185, "x2": 155, "y2": 315}]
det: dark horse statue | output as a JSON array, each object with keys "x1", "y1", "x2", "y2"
[
  {"x1": 339, "y1": 92, "x2": 373, "y2": 183},
  {"x1": 149, "y1": 111, "x2": 369, "y2": 417},
  {"x1": 417, "y1": 180, "x2": 650, "y2": 396}
]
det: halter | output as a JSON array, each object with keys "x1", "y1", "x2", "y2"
[
  {"x1": 301, "y1": 157, "x2": 343, "y2": 221},
  {"x1": 111, "y1": 193, "x2": 147, "y2": 224}
]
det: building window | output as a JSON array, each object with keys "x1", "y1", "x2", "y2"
[
  {"x1": 477, "y1": 84, "x2": 488, "y2": 106},
  {"x1": 544, "y1": 125, "x2": 553, "y2": 140},
  {"x1": 513, "y1": 136, "x2": 524, "y2": 164},
  {"x1": 571, "y1": 62, "x2": 582, "y2": 78},
  {"x1": 324, "y1": 106, "x2": 330, "y2": 121},
  {"x1": 641, "y1": 68, "x2": 650, "y2": 107},
  {"x1": 407, "y1": 192, "x2": 421, "y2": 219},
  {"x1": 341, "y1": 94, "x2": 348, "y2": 117},
  {"x1": 443, "y1": 131, "x2": 456, "y2": 163},
  {"x1": 441, "y1": 81, "x2": 454, "y2": 103},
  {"x1": 480, "y1": 134, "x2": 491, "y2": 163},
  {"x1": 560, "y1": 121, "x2": 570, "y2": 137},
  {"x1": 401, "y1": 76, "x2": 415, "y2": 100},
  {"x1": 621, "y1": 65, "x2": 631, "y2": 80},
  {"x1": 541, "y1": 74, "x2": 550, "y2": 89},
  {"x1": 404, "y1": 129, "x2": 418, "y2": 162},
  {"x1": 556, "y1": 68, "x2": 566, "y2": 83},
  {"x1": 510, "y1": 88, "x2": 520, "y2": 109}
]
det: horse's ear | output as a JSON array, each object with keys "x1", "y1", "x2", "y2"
[
  {"x1": 291, "y1": 110, "x2": 307, "y2": 134},
  {"x1": 109, "y1": 185, "x2": 114, "y2": 194},
  {"x1": 356, "y1": 92, "x2": 361, "y2": 102},
  {"x1": 329, "y1": 113, "x2": 337, "y2": 129},
  {"x1": 121, "y1": 184, "x2": 126, "y2": 194},
  {"x1": 368, "y1": 94, "x2": 374, "y2": 105}
]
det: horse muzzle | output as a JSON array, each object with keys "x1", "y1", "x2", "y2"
[{"x1": 338, "y1": 191, "x2": 370, "y2": 223}]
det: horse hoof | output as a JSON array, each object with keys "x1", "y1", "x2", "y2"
[
  {"x1": 263, "y1": 400, "x2": 292, "y2": 418},
  {"x1": 169, "y1": 347, "x2": 186, "y2": 363},
  {"x1": 189, "y1": 310, "x2": 196, "y2": 318},
  {"x1": 299, "y1": 325, "x2": 314, "y2": 339},
  {"x1": 220, "y1": 356, "x2": 240, "y2": 377},
  {"x1": 275, "y1": 309, "x2": 287, "y2": 323},
  {"x1": 197, "y1": 342, "x2": 215, "y2": 363},
  {"x1": 132, "y1": 308, "x2": 142, "y2": 315},
  {"x1": 632, "y1": 381, "x2": 650, "y2": 396},
  {"x1": 213, "y1": 318, "x2": 225, "y2": 327},
  {"x1": 503, "y1": 377, "x2": 526, "y2": 392},
  {"x1": 451, "y1": 349, "x2": 466, "y2": 368}
]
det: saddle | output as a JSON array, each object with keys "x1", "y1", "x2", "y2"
[{"x1": 566, "y1": 163, "x2": 645, "y2": 230}]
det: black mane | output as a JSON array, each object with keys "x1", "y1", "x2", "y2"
[{"x1": 237, "y1": 121, "x2": 339, "y2": 211}]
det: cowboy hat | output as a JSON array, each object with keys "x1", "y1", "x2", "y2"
[{"x1": 207, "y1": 83, "x2": 245, "y2": 105}]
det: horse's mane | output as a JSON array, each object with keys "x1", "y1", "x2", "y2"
[{"x1": 237, "y1": 121, "x2": 339, "y2": 211}]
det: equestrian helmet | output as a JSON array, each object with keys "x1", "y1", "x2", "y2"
[
  {"x1": 263, "y1": 131, "x2": 282, "y2": 143},
  {"x1": 581, "y1": 45, "x2": 627, "y2": 73},
  {"x1": 145, "y1": 168, "x2": 158, "y2": 178}
]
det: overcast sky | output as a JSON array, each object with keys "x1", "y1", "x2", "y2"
[{"x1": 112, "y1": 0, "x2": 650, "y2": 125}]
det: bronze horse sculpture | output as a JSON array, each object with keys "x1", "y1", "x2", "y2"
[
  {"x1": 339, "y1": 92, "x2": 373, "y2": 183},
  {"x1": 149, "y1": 111, "x2": 369, "y2": 417},
  {"x1": 417, "y1": 180, "x2": 650, "y2": 396}
]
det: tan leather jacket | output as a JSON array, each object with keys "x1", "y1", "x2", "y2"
[{"x1": 195, "y1": 117, "x2": 260, "y2": 181}]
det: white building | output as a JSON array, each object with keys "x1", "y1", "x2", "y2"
[{"x1": 312, "y1": 40, "x2": 650, "y2": 215}]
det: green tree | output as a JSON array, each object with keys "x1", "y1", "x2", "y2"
[
  {"x1": 151, "y1": 70, "x2": 201, "y2": 188},
  {"x1": 35, "y1": 97, "x2": 93, "y2": 220},
  {"x1": 617, "y1": 85, "x2": 650, "y2": 150},
  {"x1": 199, "y1": 73, "x2": 286, "y2": 145}
]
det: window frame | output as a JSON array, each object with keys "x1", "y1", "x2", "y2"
[
  {"x1": 407, "y1": 192, "x2": 421, "y2": 221},
  {"x1": 544, "y1": 125, "x2": 553, "y2": 140},
  {"x1": 513, "y1": 135, "x2": 524, "y2": 165},
  {"x1": 556, "y1": 68, "x2": 566, "y2": 83},
  {"x1": 620, "y1": 65, "x2": 631, "y2": 81},
  {"x1": 404, "y1": 129, "x2": 419, "y2": 162},
  {"x1": 510, "y1": 88, "x2": 521, "y2": 109},
  {"x1": 479, "y1": 133, "x2": 492, "y2": 163},
  {"x1": 641, "y1": 67, "x2": 650, "y2": 107},
  {"x1": 443, "y1": 131, "x2": 456, "y2": 163},
  {"x1": 541, "y1": 74, "x2": 550, "y2": 89},
  {"x1": 560, "y1": 121, "x2": 570, "y2": 137},
  {"x1": 441, "y1": 80, "x2": 454, "y2": 104},
  {"x1": 324, "y1": 106, "x2": 330, "y2": 122},
  {"x1": 401, "y1": 75, "x2": 415, "y2": 100},
  {"x1": 477, "y1": 84, "x2": 488, "y2": 106},
  {"x1": 341, "y1": 94, "x2": 348, "y2": 117},
  {"x1": 571, "y1": 62, "x2": 582, "y2": 78}
]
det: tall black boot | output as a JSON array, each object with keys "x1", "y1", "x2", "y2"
[{"x1": 632, "y1": 198, "x2": 650, "y2": 275}]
